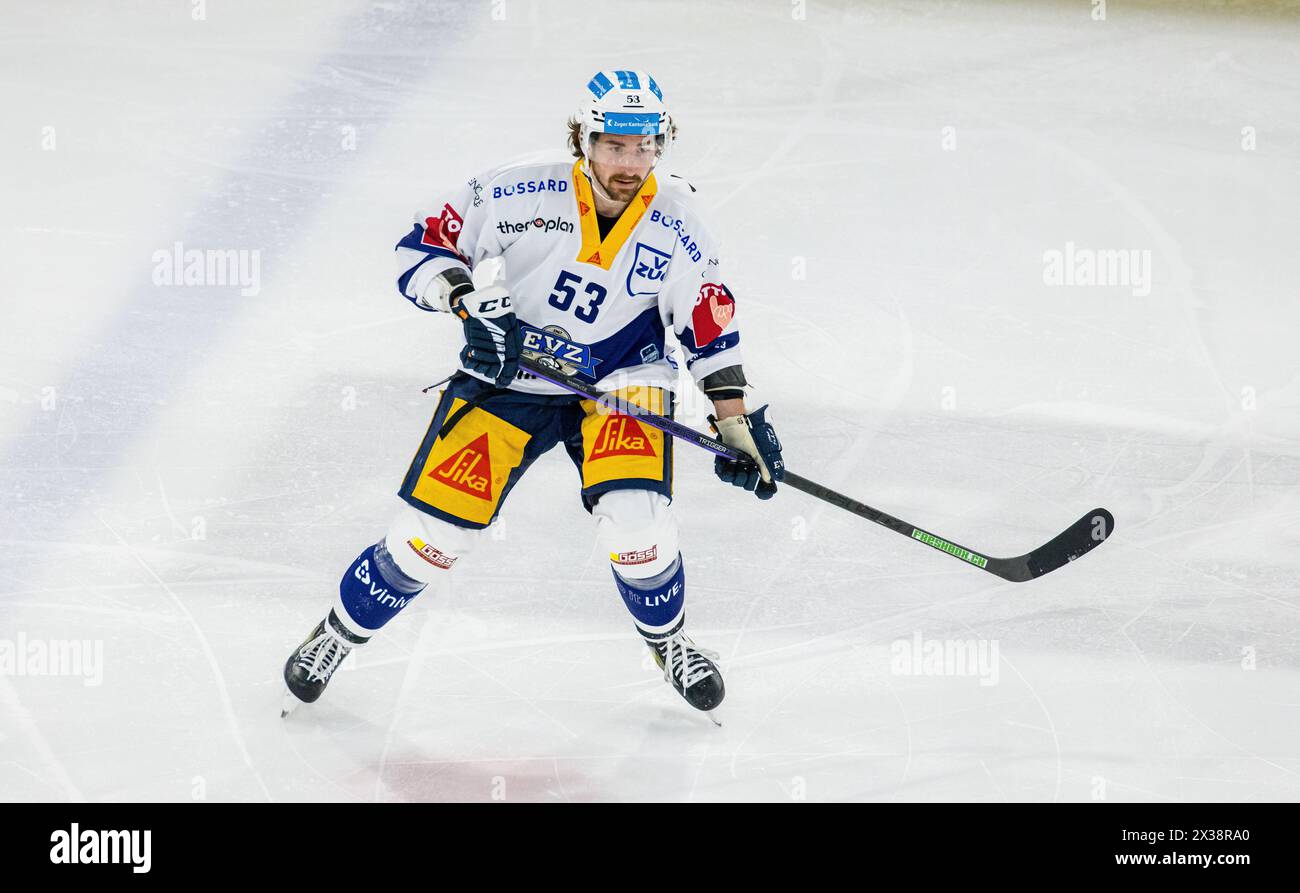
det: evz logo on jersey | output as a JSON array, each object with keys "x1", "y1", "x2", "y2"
[
  {"x1": 520, "y1": 324, "x2": 599, "y2": 377},
  {"x1": 627, "y1": 242, "x2": 671, "y2": 297},
  {"x1": 421, "y1": 203, "x2": 466, "y2": 260}
]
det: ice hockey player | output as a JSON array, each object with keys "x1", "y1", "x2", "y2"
[{"x1": 282, "y1": 69, "x2": 784, "y2": 721}]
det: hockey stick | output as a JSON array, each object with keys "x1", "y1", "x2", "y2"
[{"x1": 515, "y1": 354, "x2": 1114, "y2": 582}]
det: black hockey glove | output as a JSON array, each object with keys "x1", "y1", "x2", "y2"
[
  {"x1": 454, "y1": 284, "x2": 521, "y2": 387},
  {"x1": 709, "y1": 405, "x2": 785, "y2": 499}
]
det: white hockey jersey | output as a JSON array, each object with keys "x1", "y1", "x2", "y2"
[{"x1": 395, "y1": 152, "x2": 742, "y2": 396}]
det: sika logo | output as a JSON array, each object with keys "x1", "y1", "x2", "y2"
[
  {"x1": 431, "y1": 434, "x2": 493, "y2": 499},
  {"x1": 589, "y1": 415, "x2": 656, "y2": 461}
]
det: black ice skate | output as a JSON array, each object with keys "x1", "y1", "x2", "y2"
[
  {"x1": 644, "y1": 629, "x2": 725, "y2": 721},
  {"x1": 281, "y1": 609, "x2": 368, "y2": 717}
]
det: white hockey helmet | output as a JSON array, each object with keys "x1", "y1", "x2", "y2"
[{"x1": 576, "y1": 69, "x2": 674, "y2": 167}]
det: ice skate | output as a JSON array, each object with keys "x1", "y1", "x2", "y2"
[
  {"x1": 645, "y1": 629, "x2": 725, "y2": 720},
  {"x1": 281, "y1": 609, "x2": 368, "y2": 717}
]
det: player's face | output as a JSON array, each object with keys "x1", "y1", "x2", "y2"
[{"x1": 588, "y1": 133, "x2": 658, "y2": 203}]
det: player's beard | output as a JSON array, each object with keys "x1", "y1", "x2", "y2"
[{"x1": 599, "y1": 170, "x2": 644, "y2": 203}]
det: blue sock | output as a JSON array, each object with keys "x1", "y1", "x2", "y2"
[
  {"x1": 611, "y1": 553, "x2": 685, "y2": 638},
  {"x1": 337, "y1": 539, "x2": 427, "y2": 634}
]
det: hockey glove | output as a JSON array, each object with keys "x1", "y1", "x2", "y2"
[
  {"x1": 709, "y1": 405, "x2": 785, "y2": 500},
  {"x1": 454, "y1": 284, "x2": 521, "y2": 387}
]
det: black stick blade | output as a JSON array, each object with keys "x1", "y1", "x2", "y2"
[{"x1": 987, "y1": 508, "x2": 1115, "y2": 582}]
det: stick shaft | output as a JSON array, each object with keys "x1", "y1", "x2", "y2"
[{"x1": 514, "y1": 355, "x2": 1111, "y2": 581}]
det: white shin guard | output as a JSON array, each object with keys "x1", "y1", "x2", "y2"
[
  {"x1": 383, "y1": 502, "x2": 484, "y2": 586},
  {"x1": 595, "y1": 490, "x2": 685, "y2": 637},
  {"x1": 592, "y1": 489, "x2": 680, "y2": 580}
]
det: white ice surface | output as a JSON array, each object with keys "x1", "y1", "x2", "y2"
[{"x1": 2, "y1": 0, "x2": 1299, "y2": 802}]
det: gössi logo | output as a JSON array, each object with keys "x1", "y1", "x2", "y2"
[{"x1": 497, "y1": 216, "x2": 575, "y2": 236}]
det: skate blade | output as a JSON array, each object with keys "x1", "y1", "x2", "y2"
[
  {"x1": 705, "y1": 709, "x2": 722, "y2": 728},
  {"x1": 281, "y1": 690, "x2": 304, "y2": 718}
]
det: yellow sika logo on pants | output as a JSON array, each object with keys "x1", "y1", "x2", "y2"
[
  {"x1": 431, "y1": 433, "x2": 494, "y2": 499},
  {"x1": 589, "y1": 415, "x2": 657, "y2": 460},
  {"x1": 580, "y1": 386, "x2": 667, "y2": 490},
  {"x1": 410, "y1": 398, "x2": 533, "y2": 526}
]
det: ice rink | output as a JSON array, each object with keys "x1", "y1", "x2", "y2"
[{"x1": 3, "y1": 0, "x2": 1299, "y2": 802}]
